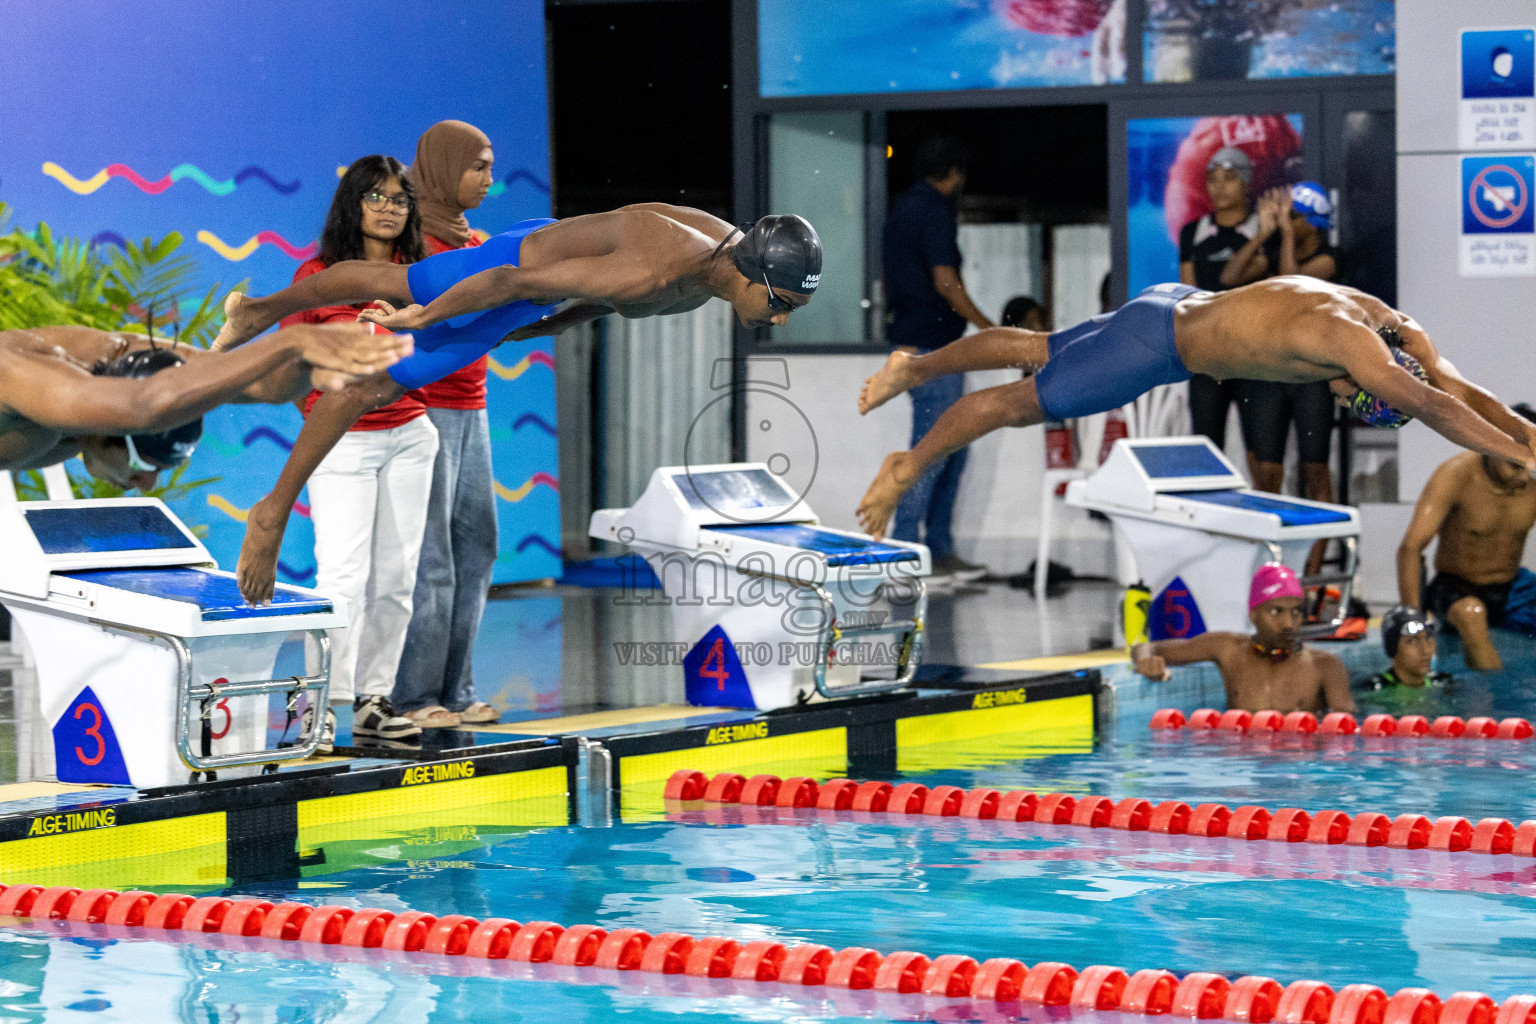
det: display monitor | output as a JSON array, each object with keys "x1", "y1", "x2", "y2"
[
  {"x1": 1131, "y1": 443, "x2": 1237, "y2": 481},
  {"x1": 24, "y1": 505, "x2": 199, "y2": 555},
  {"x1": 674, "y1": 469, "x2": 795, "y2": 514}
]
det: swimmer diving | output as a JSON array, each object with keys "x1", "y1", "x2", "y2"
[
  {"x1": 211, "y1": 204, "x2": 823, "y2": 603},
  {"x1": 855, "y1": 276, "x2": 1536, "y2": 539}
]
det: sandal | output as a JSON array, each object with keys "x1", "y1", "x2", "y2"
[
  {"x1": 458, "y1": 701, "x2": 500, "y2": 725},
  {"x1": 406, "y1": 705, "x2": 461, "y2": 728}
]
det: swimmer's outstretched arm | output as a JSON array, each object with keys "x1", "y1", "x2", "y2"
[
  {"x1": 856, "y1": 377, "x2": 1043, "y2": 538},
  {"x1": 1130, "y1": 632, "x2": 1234, "y2": 681},
  {"x1": 1407, "y1": 324, "x2": 1536, "y2": 459},
  {"x1": 859, "y1": 328, "x2": 1048, "y2": 414},
  {"x1": 1338, "y1": 323, "x2": 1534, "y2": 467},
  {"x1": 0, "y1": 323, "x2": 407, "y2": 435},
  {"x1": 236, "y1": 373, "x2": 406, "y2": 605}
]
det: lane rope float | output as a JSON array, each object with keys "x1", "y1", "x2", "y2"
[
  {"x1": 0, "y1": 881, "x2": 1531, "y2": 1023},
  {"x1": 665, "y1": 770, "x2": 1536, "y2": 857},
  {"x1": 1149, "y1": 709, "x2": 1534, "y2": 741}
]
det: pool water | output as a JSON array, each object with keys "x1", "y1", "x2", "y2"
[{"x1": 4, "y1": 726, "x2": 1536, "y2": 1023}]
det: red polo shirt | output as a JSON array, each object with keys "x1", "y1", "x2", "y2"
[
  {"x1": 281, "y1": 257, "x2": 427, "y2": 430},
  {"x1": 418, "y1": 233, "x2": 488, "y2": 410}
]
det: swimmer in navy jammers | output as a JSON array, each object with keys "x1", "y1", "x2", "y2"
[
  {"x1": 855, "y1": 277, "x2": 1536, "y2": 540},
  {"x1": 214, "y1": 204, "x2": 821, "y2": 603}
]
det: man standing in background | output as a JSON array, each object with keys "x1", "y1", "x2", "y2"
[
  {"x1": 1178, "y1": 147, "x2": 1259, "y2": 452},
  {"x1": 883, "y1": 136, "x2": 995, "y2": 579}
]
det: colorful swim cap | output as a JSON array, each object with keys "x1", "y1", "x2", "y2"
[
  {"x1": 1290, "y1": 181, "x2": 1333, "y2": 230},
  {"x1": 1250, "y1": 562, "x2": 1303, "y2": 611},
  {"x1": 1350, "y1": 347, "x2": 1428, "y2": 428},
  {"x1": 94, "y1": 347, "x2": 203, "y2": 467},
  {"x1": 731, "y1": 215, "x2": 822, "y2": 295}
]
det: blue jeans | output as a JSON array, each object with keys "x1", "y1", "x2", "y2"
[
  {"x1": 392, "y1": 407, "x2": 498, "y2": 712},
  {"x1": 893, "y1": 373, "x2": 968, "y2": 558}
]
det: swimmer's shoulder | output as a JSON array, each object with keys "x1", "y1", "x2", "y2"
[{"x1": 1300, "y1": 645, "x2": 1346, "y2": 673}]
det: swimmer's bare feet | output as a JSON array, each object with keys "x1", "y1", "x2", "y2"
[
  {"x1": 859, "y1": 350, "x2": 919, "y2": 414},
  {"x1": 212, "y1": 291, "x2": 260, "y2": 352},
  {"x1": 857, "y1": 451, "x2": 915, "y2": 540},
  {"x1": 237, "y1": 497, "x2": 287, "y2": 605}
]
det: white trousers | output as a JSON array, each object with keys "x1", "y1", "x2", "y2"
[{"x1": 307, "y1": 415, "x2": 439, "y2": 704}]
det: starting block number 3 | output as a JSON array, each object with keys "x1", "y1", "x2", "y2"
[{"x1": 73, "y1": 702, "x2": 106, "y2": 766}]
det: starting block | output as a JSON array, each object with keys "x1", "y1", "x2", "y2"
[
  {"x1": 0, "y1": 497, "x2": 345, "y2": 788},
  {"x1": 591, "y1": 463, "x2": 929, "y2": 710},
  {"x1": 1066, "y1": 437, "x2": 1359, "y2": 638}
]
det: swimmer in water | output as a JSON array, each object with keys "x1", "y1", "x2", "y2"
[
  {"x1": 216, "y1": 204, "x2": 821, "y2": 603},
  {"x1": 1131, "y1": 563, "x2": 1356, "y2": 715},
  {"x1": 856, "y1": 277, "x2": 1536, "y2": 539},
  {"x1": 0, "y1": 323, "x2": 409, "y2": 490}
]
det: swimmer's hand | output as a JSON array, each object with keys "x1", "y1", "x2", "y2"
[
  {"x1": 236, "y1": 497, "x2": 287, "y2": 606},
  {"x1": 358, "y1": 300, "x2": 428, "y2": 332},
  {"x1": 1131, "y1": 644, "x2": 1171, "y2": 682},
  {"x1": 298, "y1": 322, "x2": 413, "y2": 390}
]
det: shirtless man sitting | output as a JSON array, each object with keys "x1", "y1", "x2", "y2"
[
  {"x1": 210, "y1": 204, "x2": 821, "y2": 603},
  {"x1": 0, "y1": 323, "x2": 408, "y2": 490},
  {"x1": 1397, "y1": 409, "x2": 1536, "y2": 670},
  {"x1": 854, "y1": 277, "x2": 1536, "y2": 539},
  {"x1": 1131, "y1": 563, "x2": 1356, "y2": 714}
]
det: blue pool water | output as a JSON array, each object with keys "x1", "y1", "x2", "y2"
[{"x1": 5, "y1": 727, "x2": 1536, "y2": 1023}]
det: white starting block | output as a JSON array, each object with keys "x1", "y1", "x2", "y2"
[
  {"x1": 591, "y1": 464, "x2": 929, "y2": 710},
  {"x1": 1066, "y1": 437, "x2": 1359, "y2": 638},
  {"x1": 0, "y1": 497, "x2": 345, "y2": 788}
]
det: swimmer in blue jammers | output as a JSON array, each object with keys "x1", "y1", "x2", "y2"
[{"x1": 857, "y1": 277, "x2": 1536, "y2": 539}]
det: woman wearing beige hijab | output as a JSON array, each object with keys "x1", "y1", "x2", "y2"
[{"x1": 392, "y1": 120, "x2": 503, "y2": 730}]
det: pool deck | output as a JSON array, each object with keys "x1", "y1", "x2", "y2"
[
  {"x1": 0, "y1": 667, "x2": 1098, "y2": 887},
  {"x1": 4, "y1": 616, "x2": 1529, "y2": 890}
]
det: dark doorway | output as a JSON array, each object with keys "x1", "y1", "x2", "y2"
[
  {"x1": 885, "y1": 105, "x2": 1109, "y2": 224},
  {"x1": 1336, "y1": 110, "x2": 1396, "y2": 306},
  {"x1": 547, "y1": 0, "x2": 732, "y2": 219}
]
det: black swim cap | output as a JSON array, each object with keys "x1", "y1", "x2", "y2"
[
  {"x1": 95, "y1": 347, "x2": 203, "y2": 467},
  {"x1": 1381, "y1": 605, "x2": 1436, "y2": 658},
  {"x1": 730, "y1": 215, "x2": 822, "y2": 295}
]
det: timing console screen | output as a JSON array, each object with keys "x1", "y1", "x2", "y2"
[
  {"x1": 1132, "y1": 443, "x2": 1234, "y2": 480},
  {"x1": 24, "y1": 505, "x2": 197, "y2": 555},
  {"x1": 675, "y1": 469, "x2": 795, "y2": 513}
]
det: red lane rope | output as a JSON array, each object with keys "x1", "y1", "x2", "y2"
[
  {"x1": 1150, "y1": 708, "x2": 1535, "y2": 741},
  {"x1": 1, "y1": 880, "x2": 1530, "y2": 1023},
  {"x1": 666, "y1": 770, "x2": 1536, "y2": 858}
]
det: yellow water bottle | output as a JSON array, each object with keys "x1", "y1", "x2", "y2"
[{"x1": 1124, "y1": 581, "x2": 1150, "y2": 652}]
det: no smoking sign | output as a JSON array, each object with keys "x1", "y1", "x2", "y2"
[{"x1": 1460, "y1": 154, "x2": 1536, "y2": 277}]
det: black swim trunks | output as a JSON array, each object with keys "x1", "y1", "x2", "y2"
[
  {"x1": 1237, "y1": 379, "x2": 1335, "y2": 465},
  {"x1": 1423, "y1": 572, "x2": 1514, "y2": 629}
]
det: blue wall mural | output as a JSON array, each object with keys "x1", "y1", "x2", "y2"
[
  {"x1": 2, "y1": 0, "x2": 559, "y2": 584},
  {"x1": 759, "y1": 0, "x2": 1128, "y2": 97}
]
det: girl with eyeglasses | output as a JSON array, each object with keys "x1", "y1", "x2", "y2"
[{"x1": 279, "y1": 154, "x2": 438, "y2": 751}]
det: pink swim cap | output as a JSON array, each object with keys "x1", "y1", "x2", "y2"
[{"x1": 1249, "y1": 562, "x2": 1302, "y2": 610}]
